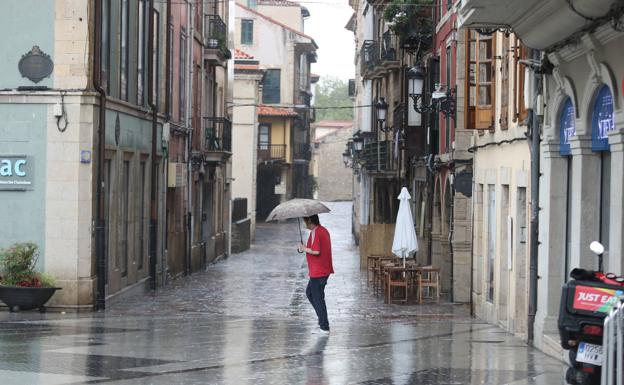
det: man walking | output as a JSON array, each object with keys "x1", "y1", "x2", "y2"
[{"x1": 298, "y1": 214, "x2": 333, "y2": 335}]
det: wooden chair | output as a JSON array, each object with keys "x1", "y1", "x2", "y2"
[
  {"x1": 385, "y1": 266, "x2": 409, "y2": 304},
  {"x1": 366, "y1": 255, "x2": 384, "y2": 284},
  {"x1": 418, "y1": 267, "x2": 440, "y2": 303},
  {"x1": 373, "y1": 257, "x2": 396, "y2": 296}
]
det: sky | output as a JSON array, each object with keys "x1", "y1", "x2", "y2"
[{"x1": 300, "y1": 0, "x2": 355, "y2": 80}]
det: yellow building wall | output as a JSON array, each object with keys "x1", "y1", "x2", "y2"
[{"x1": 259, "y1": 117, "x2": 292, "y2": 163}]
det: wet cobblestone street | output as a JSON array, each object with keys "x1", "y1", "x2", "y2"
[{"x1": 0, "y1": 202, "x2": 567, "y2": 384}]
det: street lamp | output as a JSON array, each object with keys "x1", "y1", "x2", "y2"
[
  {"x1": 342, "y1": 151, "x2": 350, "y2": 167},
  {"x1": 407, "y1": 66, "x2": 427, "y2": 114},
  {"x1": 353, "y1": 133, "x2": 364, "y2": 152},
  {"x1": 407, "y1": 66, "x2": 456, "y2": 120},
  {"x1": 376, "y1": 97, "x2": 389, "y2": 132}
]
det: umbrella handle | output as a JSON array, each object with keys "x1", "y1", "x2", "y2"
[{"x1": 297, "y1": 217, "x2": 305, "y2": 254}]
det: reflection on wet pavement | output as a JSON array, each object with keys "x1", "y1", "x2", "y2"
[{"x1": 0, "y1": 202, "x2": 567, "y2": 384}]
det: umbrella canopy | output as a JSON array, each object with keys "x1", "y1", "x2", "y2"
[
  {"x1": 392, "y1": 187, "x2": 419, "y2": 265},
  {"x1": 265, "y1": 199, "x2": 330, "y2": 222}
]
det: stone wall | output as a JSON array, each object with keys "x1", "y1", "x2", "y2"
[
  {"x1": 316, "y1": 128, "x2": 353, "y2": 201},
  {"x1": 232, "y1": 218, "x2": 251, "y2": 254}
]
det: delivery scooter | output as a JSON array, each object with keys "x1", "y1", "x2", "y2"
[{"x1": 558, "y1": 242, "x2": 624, "y2": 385}]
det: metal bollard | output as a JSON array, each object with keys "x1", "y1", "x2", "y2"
[{"x1": 602, "y1": 301, "x2": 624, "y2": 385}]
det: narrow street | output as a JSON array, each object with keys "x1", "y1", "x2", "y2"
[{"x1": 0, "y1": 202, "x2": 566, "y2": 385}]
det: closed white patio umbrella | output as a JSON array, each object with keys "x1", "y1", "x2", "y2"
[{"x1": 392, "y1": 187, "x2": 419, "y2": 267}]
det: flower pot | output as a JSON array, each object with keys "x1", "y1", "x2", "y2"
[{"x1": 0, "y1": 286, "x2": 61, "y2": 313}]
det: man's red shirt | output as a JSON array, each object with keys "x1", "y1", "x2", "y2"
[{"x1": 306, "y1": 225, "x2": 334, "y2": 278}]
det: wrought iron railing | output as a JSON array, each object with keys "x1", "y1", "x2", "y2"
[
  {"x1": 360, "y1": 40, "x2": 379, "y2": 72},
  {"x1": 359, "y1": 140, "x2": 396, "y2": 171},
  {"x1": 204, "y1": 117, "x2": 232, "y2": 152},
  {"x1": 258, "y1": 144, "x2": 287, "y2": 162},
  {"x1": 204, "y1": 14, "x2": 228, "y2": 56},
  {"x1": 293, "y1": 143, "x2": 312, "y2": 160},
  {"x1": 381, "y1": 31, "x2": 398, "y2": 62}
]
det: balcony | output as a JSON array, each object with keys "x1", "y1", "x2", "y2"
[
  {"x1": 204, "y1": 117, "x2": 232, "y2": 163},
  {"x1": 359, "y1": 140, "x2": 397, "y2": 172},
  {"x1": 293, "y1": 143, "x2": 312, "y2": 162},
  {"x1": 381, "y1": 31, "x2": 400, "y2": 69},
  {"x1": 360, "y1": 40, "x2": 380, "y2": 77},
  {"x1": 458, "y1": 0, "x2": 617, "y2": 50},
  {"x1": 258, "y1": 144, "x2": 287, "y2": 163},
  {"x1": 204, "y1": 14, "x2": 230, "y2": 64}
]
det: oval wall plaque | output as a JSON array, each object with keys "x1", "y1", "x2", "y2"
[{"x1": 18, "y1": 46, "x2": 54, "y2": 83}]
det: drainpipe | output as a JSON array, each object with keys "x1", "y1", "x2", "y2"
[
  {"x1": 94, "y1": 0, "x2": 107, "y2": 311},
  {"x1": 148, "y1": 0, "x2": 159, "y2": 290},
  {"x1": 448, "y1": 169, "x2": 455, "y2": 303},
  {"x1": 184, "y1": 0, "x2": 194, "y2": 276},
  {"x1": 527, "y1": 49, "x2": 541, "y2": 343},
  {"x1": 162, "y1": 0, "x2": 171, "y2": 286}
]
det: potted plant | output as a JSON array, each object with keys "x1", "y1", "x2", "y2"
[{"x1": 0, "y1": 242, "x2": 61, "y2": 312}]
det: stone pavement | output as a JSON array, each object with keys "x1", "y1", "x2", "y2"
[{"x1": 0, "y1": 202, "x2": 568, "y2": 384}]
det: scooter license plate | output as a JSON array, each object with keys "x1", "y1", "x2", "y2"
[{"x1": 577, "y1": 342, "x2": 603, "y2": 366}]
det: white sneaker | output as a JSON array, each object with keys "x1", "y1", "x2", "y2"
[{"x1": 311, "y1": 328, "x2": 330, "y2": 335}]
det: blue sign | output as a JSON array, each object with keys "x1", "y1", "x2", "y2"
[
  {"x1": 0, "y1": 156, "x2": 34, "y2": 191},
  {"x1": 592, "y1": 85, "x2": 615, "y2": 152},
  {"x1": 560, "y1": 97, "x2": 575, "y2": 155}
]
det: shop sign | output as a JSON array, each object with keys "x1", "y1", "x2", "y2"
[
  {"x1": 559, "y1": 98, "x2": 575, "y2": 155},
  {"x1": 0, "y1": 156, "x2": 34, "y2": 191},
  {"x1": 591, "y1": 85, "x2": 615, "y2": 152}
]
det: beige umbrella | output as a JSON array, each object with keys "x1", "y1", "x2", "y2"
[{"x1": 266, "y1": 199, "x2": 331, "y2": 251}]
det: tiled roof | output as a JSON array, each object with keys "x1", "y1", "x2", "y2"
[
  {"x1": 234, "y1": 49, "x2": 254, "y2": 60},
  {"x1": 258, "y1": 105, "x2": 299, "y2": 117},
  {"x1": 234, "y1": 63, "x2": 262, "y2": 71},
  {"x1": 236, "y1": 3, "x2": 318, "y2": 49},
  {"x1": 258, "y1": 0, "x2": 300, "y2": 6}
]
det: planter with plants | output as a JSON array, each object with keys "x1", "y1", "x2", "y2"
[
  {"x1": 383, "y1": 0, "x2": 434, "y2": 55},
  {"x1": 0, "y1": 242, "x2": 61, "y2": 312}
]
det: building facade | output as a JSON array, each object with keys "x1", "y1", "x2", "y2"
[
  {"x1": 460, "y1": 0, "x2": 624, "y2": 356},
  {"x1": 0, "y1": 0, "x2": 232, "y2": 309},
  {"x1": 234, "y1": 0, "x2": 318, "y2": 222},
  {"x1": 346, "y1": 0, "x2": 428, "y2": 268}
]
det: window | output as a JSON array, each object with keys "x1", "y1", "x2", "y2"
[
  {"x1": 121, "y1": 160, "x2": 130, "y2": 277},
  {"x1": 487, "y1": 184, "x2": 496, "y2": 302},
  {"x1": 137, "y1": 0, "x2": 147, "y2": 106},
  {"x1": 101, "y1": 0, "x2": 111, "y2": 92},
  {"x1": 445, "y1": 45, "x2": 451, "y2": 150},
  {"x1": 299, "y1": 54, "x2": 308, "y2": 91},
  {"x1": 262, "y1": 69, "x2": 281, "y2": 104},
  {"x1": 241, "y1": 19, "x2": 253, "y2": 45},
  {"x1": 466, "y1": 30, "x2": 495, "y2": 129},
  {"x1": 153, "y1": 9, "x2": 161, "y2": 107},
  {"x1": 447, "y1": 0, "x2": 452, "y2": 10},
  {"x1": 259, "y1": 124, "x2": 270, "y2": 149},
  {"x1": 247, "y1": 0, "x2": 257, "y2": 8},
  {"x1": 179, "y1": 28, "x2": 187, "y2": 122},
  {"x1": 120, "y1": 0, "x2": 129, "y2": 101}
]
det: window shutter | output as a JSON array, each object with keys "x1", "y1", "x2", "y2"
[
  {"x1": 516, "y1": 44, "x2": 529, "y2": 122},
  {"x1": 474, "y1": 33, "x2": 495, "y2": 130},
  {"x1": 500, "y1": 34, "x2": 509, "y2": 130}
]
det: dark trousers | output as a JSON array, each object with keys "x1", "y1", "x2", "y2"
[{"x1": 306, "y1": 276, "x2": 329, "y2": 331}]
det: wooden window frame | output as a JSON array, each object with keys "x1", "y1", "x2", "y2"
[{"x1": 465, "y1": 30, "x2": 496, "y2": 130}]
